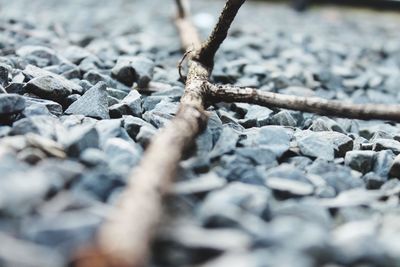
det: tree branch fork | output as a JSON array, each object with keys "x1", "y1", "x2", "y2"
[{"x1": 75, "y1": 0, "x2": 400, "y2": 267}]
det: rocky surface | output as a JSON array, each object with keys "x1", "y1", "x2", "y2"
[{"x1": 1, "y1": 0, "x2": 400, "y2": 266}]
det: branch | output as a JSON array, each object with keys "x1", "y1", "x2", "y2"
[
  {"x1": 174, "y1": 0, "x2": 201, "y2": 51},
  {"x1": 75, "y1": 1, "x2": 244, "y2": 267},
  {"x1": 207, "y1": 83, "x2": 400, "y2": 122},
  {"x1": 196, "y1": 0, "x2": 246, "y2": 69}
]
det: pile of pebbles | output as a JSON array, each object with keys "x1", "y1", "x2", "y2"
[{"x1": 1, "y1": 0, "x2": 400, "y2": 266}]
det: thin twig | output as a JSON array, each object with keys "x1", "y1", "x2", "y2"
[
  {"x1": 178, "y1": 48, "x2": 193, "y2": 81},
  {"x1": 207, "y1": 83, "x2": 400, "y2": 122},
  {"x1": 196, "y1": 0, "x2": 246, "y2": 68}
]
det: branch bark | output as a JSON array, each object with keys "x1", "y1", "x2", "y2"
[
  {"x1": 207, "y1": 83, "x2": 400, "y2": 122},
  {"x1": 75, "y1": 1, "x2": 243, "y2": 266}
]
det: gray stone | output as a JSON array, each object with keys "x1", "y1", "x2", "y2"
[
  {"x1": 373, "y1": 138, "x2": 400, "y2": 154},
  {"x1": 265, "y1": 177, "x2": 314, "y2": 197},
  {"x1": 268, "y1": 110, "x2": 298, "y2": 127},
  {"x1": 240, "y1": 126, "x2": 293, "y2": 158},
  {"x1": 104, "y1": 138, "x2": 142, "y2": 176},
  {"x1": 65, "y1": 82, "x2": 110, "y2": 119},
  {"x1": 64, "y1": 125, "x2": 99, "y2": 157},
  {"x1": 112, "y1": 56, "x2": 154, "y2": 88},
  {"x1": 344, "y1": 150, "x2": 376, "y2": 174},
  {"x1": 0, "y1": 94, "x2": 25, "y2": 115},
  {"x1": 124, "y1": 116, "x2": 155, "y2": 140},
  {"x1": 80, "y1": 148, "x2": 108, "y2": 167},
  {"x1": 372, "y1": 150, "x2": 395, "y2": 177},
  {"x1": 136, "y1": 124, "x2": 157, "y2": 147},
  {"x1": 109, "y1": 90, "x2": 142, "y2": 118},
  {"x1": 172, "y1": 173, "x2": 226, "y2": 196},
  {"x1": 16, "y1": 45, "x2": 60, "y2": 67},
  {"x1": 310, "y1": 117, "x2": 345, "y2": 133},
  {"x1": 210, "y1": 126, "x2": 239, "y2": 159},
  {"x1": 24, "y1": 97, "x2": 62, "y2": 116},
  {"x1": 23, "y1": 65, "x2": 82, "y2": 96},
  {"x1": 362, "y1": 172, "x2": 386, "y2": 189},
  {"x1": 296, "y1": 130, "x2": 353, "y2": 160},
  {"x1": 10, "y1": 116, "x2": 66, "y2": 141}
]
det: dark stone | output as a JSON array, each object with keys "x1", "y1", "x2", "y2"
[
  {"x1": 23, "y1": 65, "x2": 82, "y2": 97},
  {"x1": 65, "y1": 82, "x2": 110, "y2": 119},
  {"x1": 124, "y1": 116, "x2": 154, "y2": 140},
  {"x1": 112, "y1": 56, "x2": 155, "y2": 88},
  {"x1": 0, "y1": 94, "x2": 25, "y2": 115},
  {"x1": 362, "y1": 172, "x2": 386, "y2": 189},
  {"x1": 344, "y1": 150, "x2": 376, "y2": 174},
  {"x1": 389, "y1": 154, "x2": 400, "y2": 178}
]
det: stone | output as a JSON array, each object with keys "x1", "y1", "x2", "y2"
[
  {"x1": 23, "y1": 65, "x2": 82, "y2": 96},
  {"x1": 240, "y1": 126, "x2": 293, "y2": 158},
  {"x1": 123, "y1": 116, "x2": 154, "y2": 140},
  {"x1": 16, "y1": 45, "x2": 60, "y2": 67},
  {"x1": 296, "y1": 130, "x2": 353, "y2": 160},
  {"x1": 268, "y1": 110, "x2": 298, "y2": 127},
  {"x1": 239, "y1": 105, "x2": 273, "y2": 127},
  {"x1": 0, "y1": 232, "x2": 65, "y2": 267},
  {"x1": 112, "y1": 56, "x2": 155, "y2": 88},
  {"x1": 210, "y1": 126, "x2": 239, "y2": 159},
  {"x1": 24, "y1": 97, "x2": 63, "y2": 116},
  {"x1": 109, "y1": 90, "x2": 142, "y2": 118},
  {"x1": 344, "y1": 150, "x2": 376, "y2": 174},
  {"x1": 64, "y1": 125, "x2": 99, "y2": 157},
  {"x1": 73, "y1": 166, "x2": 124, "y2": 201},
  {"x1": 372, "y1": 150, "x2": 395, "y2": 177},
  {"x1": 104, "y1": 138, "x2": 142, "y2": 176},
  {"x1": 310, "y1": 116, "x2": 345, "y2": 133},
  {"x1": 80, "y1": 148, "x2": 108, "y2": 167},
  {"x1": 389, "y1": 154, "x2": 400, "y2": 178},
  {"x1": 172, "y1": 173, "x2": 226, "y2": 196},
  {"x1": 10, "y1": 115, "x2": 66, "y2": 141},
  {"x1": 0, "y1": 94, "x2": 25, "y2": 115},
  {"x1": 265, "y1": 177, "x2": 314, "y2": 197},
  {"x1": 65, "y1": 82, "x2": 110, "y2": 119},
  {"x1": 373, "y1": 138, "x2": 400, "y2": 154},
  {"x1": 362, "y1": 172, "x2": 386, "y2": 189},
  {"x1": 136, "y1": 124, "x2": 157, "y2": 147}
]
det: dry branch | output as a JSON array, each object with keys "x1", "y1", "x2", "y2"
[
  {"x1": 75, "y1": 1, "x2": 244, "y2": 267},
  {"x1": 207, "y1": 83, "x2": 400, "y2": 122}
]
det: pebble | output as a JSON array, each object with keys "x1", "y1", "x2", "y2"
[{"x1": 65, "y1": 82, "x2": 110, "y2": 119}]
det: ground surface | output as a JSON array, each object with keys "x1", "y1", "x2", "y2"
[{"x1": 1, "y1": 0, "x2": 400, "y2": 266}]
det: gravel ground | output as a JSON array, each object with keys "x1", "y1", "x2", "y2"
[{"x1": 1, "y1": 0, "x2": 400, "y2": 266}]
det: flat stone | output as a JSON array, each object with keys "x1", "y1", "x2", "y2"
[
  {"x1": 296, "y1": 130, "x2": 353, "y2": 160},
  {"x1": 65, "y1": 82, "x2": 110, "y2": 119},
  {"x1": 104, "y1": 138, "x2": 142, "y2": 176},
  {"x1": 266, "y1": 177, "x2": 314, "y2": 197},
  {"x1": 210, "y1": 126, "x2": 239, "y2": 159}
]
